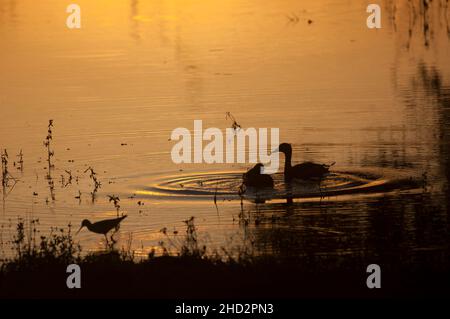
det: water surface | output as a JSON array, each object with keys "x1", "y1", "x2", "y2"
[{"x1": 0, "y1": 0, "x2": 449, "y2": 262}]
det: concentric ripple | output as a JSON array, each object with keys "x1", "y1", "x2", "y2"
[{"x1": 135, "y1": 168, "x2": 422, "y2": 202}]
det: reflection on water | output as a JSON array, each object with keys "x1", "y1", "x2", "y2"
[
  {"x1": 0, "y1": 0, "x2": 449, "y2": 266},
  {"x1": 138, "y1": 168, "x2": 422, "y2": 202},
  {"x1": 248, "y1": 192, "x2": 449, "y2": 267}
]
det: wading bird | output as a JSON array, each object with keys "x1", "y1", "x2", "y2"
[
  {"x1": 76, "y1": 215, "x2": 127, "y2": 243},
  {"x1": 273, "y1": 143, "x2": 335, "y2": 182},
  {"x1": 243, "y1": 163, "x2": 274, "y2": 188}
]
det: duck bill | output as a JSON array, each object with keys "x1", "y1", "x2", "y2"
[{"x1": 271, "y1": 146, "x2": 280, "y2": 155}]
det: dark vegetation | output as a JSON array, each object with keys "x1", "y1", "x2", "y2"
[{"x1": 0, "y1": 216, "x2": 449, "y2": 299}]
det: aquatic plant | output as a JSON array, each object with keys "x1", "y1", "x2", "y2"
[
  {"x1": 16, "y1": 150, "x2": 23, "y2": 171},
  {"x1": 159, "y1": 217, "x2": 207, "y2": 259},
  {"x1": 1, "y1": 149, "x2": 18, "y2": 197},
  {"x1": 75, "y1": 190, "x2": 82, "y2": 203},
  {"x1": 181, "y1": 217, "x2": 205, "y2": 257},
  {"x1": 1, "y1": 149, "x2": 10, "y2": 189},
  {"x1": 43, "y1": 119, "x2": 54, "y2": 170},
  {"x1": 108, "y1": 194, "x2": 121, "y2": 217},
  {"x1": 6, "y1": 218, "x2": 81, "y2": 269},
  {"x1": 43, "y1": 120, "x2": 55, "y2": 201},
  {"x1": 85, "y1": 166, "x2": 101, "y2": 202}
]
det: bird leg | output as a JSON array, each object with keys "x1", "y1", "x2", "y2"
[
  {"x1": 104, "y1": 234, "x2": 109, "y2": 249},
  {"x1": 110, "y1": 233, "x2": 117, "y2": 248}
]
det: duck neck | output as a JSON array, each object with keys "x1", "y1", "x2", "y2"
[{"x1": 284, "y1": 151, "x2": 292, "y2": 172}]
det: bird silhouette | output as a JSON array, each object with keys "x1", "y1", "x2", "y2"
[
  {"x1": 243, "y1": 163, "x2": 274, "y2": 188},
  {"x1": 77, "y1": 215, "x2": 127, "y2": 243},
  {"x1": 274, "y1": 143, "x2": 334, "y2": 182}
]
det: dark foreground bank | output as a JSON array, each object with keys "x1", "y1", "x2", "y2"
[
  {"x1": 1, "y1": 216, "x2": 449, "y2": 299},
  {"x1": 1, "y1": 252, "x2": 449, "y2": 299}
]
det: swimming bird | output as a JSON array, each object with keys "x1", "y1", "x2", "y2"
[
  {"x1": 243, "y1": 163, "x2": 274, "y2": 188},
  {"x1": 76, "y1": 215, "x2": 127, "y2": 242},
  {"x1": 273, "y1": 143, "x2": 334, "y2": 182}
]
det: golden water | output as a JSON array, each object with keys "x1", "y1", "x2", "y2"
[{"x1": 0, "y1": 0, "x2": 449, "y2": 259}]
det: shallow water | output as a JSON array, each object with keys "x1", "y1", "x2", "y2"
[{"x1": 0, "y1": 0, "x2": 449, "y2": 261}]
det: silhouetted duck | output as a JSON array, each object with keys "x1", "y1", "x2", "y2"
[
  {"x1": 274, "y1": 143, "x2": 334, "y2": 182},
  {"x1": 243, "y1": 163, "x2": 274, "y2": 188}
]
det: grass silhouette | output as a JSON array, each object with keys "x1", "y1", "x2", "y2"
[{"x1": 1, "y1": 217, "x2": 449, "y2": 298}]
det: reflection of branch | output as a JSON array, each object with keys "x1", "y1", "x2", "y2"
[
  {"x1": 60, "y1": 170, "x2": 73, "y2": 188},
  {"x1": 445, "y1": 0, "x2": 450, "y2": 37},
  {"x1": 4, "y1": 178, "x2": 18, "y2": 198},
  {"x1": 238, "y1": 182, "x2": 246, "y2": 210},
  {"x1": 394, "y1": 0, "x2": 448, "y2": 50},
  {"x1": 1, "y1": 149, "x2": 19, "y2": 199},
  {"x1": 213, "y1": 182, "x2": 219, "y2": 215}
]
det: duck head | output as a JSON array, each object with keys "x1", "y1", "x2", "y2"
[
  {"x1": 272, "y1": 143, "x2": 292, "y2": 155},
  {"x1": 252, "y1": 163, "x2": 264, "y2": 174}
]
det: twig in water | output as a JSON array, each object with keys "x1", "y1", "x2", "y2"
[{"x1": 225, "y1": 112, "x2": 242, "y2": 133}]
